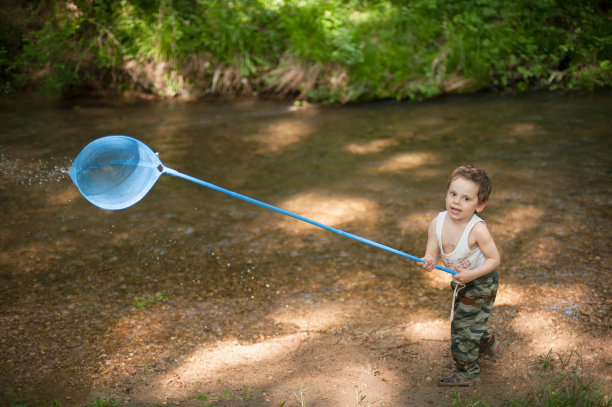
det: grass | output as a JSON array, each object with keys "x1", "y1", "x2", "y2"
[
  {"x1": 450, "y1": 348, "x2": 611, "y2": 407},
  {"x1": 196, "y1": 383, "x2": 253, "y2": 406},
  {"x1": 5, "y1": 0, "x2": 610, "y2": 101},
  {"x1": 133, "y1": 294, "x2": 166, "y2": 308}
]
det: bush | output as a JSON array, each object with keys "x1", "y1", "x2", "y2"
[{"x1": 9, "y1": 0, "x2": 612, "y2": 102}]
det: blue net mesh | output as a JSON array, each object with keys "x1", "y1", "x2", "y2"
[{"x1": 69, "y1": 135, "x2": 163, "y2": 210}]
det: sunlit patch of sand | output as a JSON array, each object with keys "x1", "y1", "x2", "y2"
[
  {"x1": 410, "y1": 167, "x2": 448, "y2": 180},
  {"x1": 150, "y1": 332, "x2": 312, "y2": 399},
  {"x1": 271, "y1": 303, "x2": 345, "y2": 331},
  {"x1": 509, "y1": 310, "x2": 577, "y2": 355},
  {"x1": 505, "y1": 122, "x2": 545, "y2": 137},
  {"x1": 404, "y1": 319, "x2": 449, "y2": 341},
  {"x1": 483, "y1": 203, "x2": 575, "y2": 282},
  {"x1": 370, "y1": 152, "x2": 437, "y2": 173},
  {"x1": 282, "y1": 363, "x2": 401, "y2": 404},
  {"x1": 495, "y1": 204, "x2": 545, "y2": 241},
  {"x1": 345, "y1": 138, "x2": 398, "y2": 154},
  {"x1": 275, "y1": 192, "x2": 378, "y2": 232},
  {"x1": 423, "y1": 268, "x2": 453, "y2": 289},
  {"x1": 411, "y1": 117, "x2": 446, "y2": 128},
  {"x1": 506, "y1": 281, "x2": 603, "y2": 355},
  {"x1": 494, "y1": 284, "x2": 526, "y2": 306},
  {"x1": 398, "y1": 211, "x2": 437, "y2": 235},
  {"x1": 526, "y1": 235, "x2": 564, "y2": 264},
  {"x1": 245, "y1": 119, "x2": 311, "y2": 154},
  {"x1": 138, "y1": 299, "x2": 406, "y2": 403},
  {"x1": 493, "y1": 204, "x2": 558, "y2": 262}
]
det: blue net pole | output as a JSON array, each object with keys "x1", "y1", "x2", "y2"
[{"x1": 163, "y1": 166, "x2": 457, "y2": 275}]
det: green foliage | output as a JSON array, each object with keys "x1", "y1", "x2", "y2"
[
  {"x1": 88, "y1": 395, "x2": 123, "y2": 407},
  {"x1": 450, "y1": 348, "x2": 612, "y2": 407},
  {"x1": 450, "y1": 391, "x2": 492, "y2": 407},
  {"x1": 508, "y1": 348, "x2": 612, "y2": 407},
  {"x1": 8, "y1": 0, "x2": 612, "y2": 102},
  {"x1": 133, "y1": 294, "x2": 165, "y2": 308},
  {"x1": 197, "y1": 389, "x2": 230, "y2": 407},
  {"x1": 196, "y1": 382, "x2": 254, "y2": 406}
]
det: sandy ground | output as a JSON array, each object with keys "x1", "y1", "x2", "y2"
[
  {"x1": 3, "y1": 267, "x2": 610, "y2": 407},
  {"x1": 101, "y1": 284, "x2": 611, "y2": 407}
]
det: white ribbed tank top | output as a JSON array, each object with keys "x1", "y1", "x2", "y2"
[{"x1": 436, "y1": 211, "x2": 486, "y2": 271}]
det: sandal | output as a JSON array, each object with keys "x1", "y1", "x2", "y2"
[
  {"x1": 439, "y1": 374, "x2": 480, "y2": 387},
  {"x1": 480, "y1": 336, "x2": 499, "y2": 357}
]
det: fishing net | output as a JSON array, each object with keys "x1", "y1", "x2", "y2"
[
  {"x1": 70, "y1": 135, "x2": 456, "y2": 274},
  {"x1": 69, "y1": 135, "x2": 163, "y2": 210}
]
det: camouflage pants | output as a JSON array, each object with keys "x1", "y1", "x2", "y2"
[{"x1": 450, "y1": 270, "x2": 498, "y2": 379}]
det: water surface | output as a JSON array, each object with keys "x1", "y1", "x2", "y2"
[{"x1": 0, "y1": 92, "x2": 610, "y2": 403}]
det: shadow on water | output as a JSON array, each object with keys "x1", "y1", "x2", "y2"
[{"x1": 0, "y1": 92, "x2": 610, "y2": 405}]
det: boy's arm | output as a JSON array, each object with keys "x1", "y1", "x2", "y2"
[
  {"x1": 419, "y1": 217, "x2": 439, "y2": 271},
  {"x1": 454, "y1": 222, "x2": 500, "y2": 284}
]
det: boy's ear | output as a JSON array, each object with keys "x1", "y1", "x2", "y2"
[{"x1": 475, "y1": 201, "x2": 487, "y2": 213}]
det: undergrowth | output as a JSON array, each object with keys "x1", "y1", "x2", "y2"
[
  {"x1": 2, "y1": 0, "x2": 610, "y2": 101},
  {"x1": 450, "y1": 348, "x2": 611, "y2": 407}
]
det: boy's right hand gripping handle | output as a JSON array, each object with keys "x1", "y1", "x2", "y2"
[{"x1": 416, "y1": 258, "x2": 457, "y2": 275}]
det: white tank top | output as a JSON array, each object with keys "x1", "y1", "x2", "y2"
[{"x1": 436, "y1": 211, "x2": 486, "y2": 271}]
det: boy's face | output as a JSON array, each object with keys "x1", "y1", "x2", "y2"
[{"x1": 446, "y1": 176, "x2": 486, "y2": 221}]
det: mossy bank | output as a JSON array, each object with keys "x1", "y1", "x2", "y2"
[{"x1": 1, "y1": 0, "x2": 610, "y2": 102}]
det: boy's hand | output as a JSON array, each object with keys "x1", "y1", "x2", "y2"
[
  {"x1": 419, "y1": 255, "x2": 436, "y2": 271},
  {"x1": 453, "y1": 266, "x2": 476, "y2": 284}
]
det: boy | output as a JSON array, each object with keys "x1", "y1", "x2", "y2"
[{"x1": 418, "y1": 165, "x2": 501, "y2": 386}]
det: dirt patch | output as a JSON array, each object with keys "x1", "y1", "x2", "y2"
[{"x1": 2, "y1": 271, "x2": 610, "y2": 407}]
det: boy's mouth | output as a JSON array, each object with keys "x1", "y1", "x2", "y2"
[{"x1": 450, "y1": 207, "x2": 461, "y2": 215}]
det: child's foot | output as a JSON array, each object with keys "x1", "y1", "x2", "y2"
[
  {"x1": 480, "y1": 335, "x2": 499, "y2": 357},
  {"x1": 439, "y1": 373, "x2": 480, "y2": 387}
]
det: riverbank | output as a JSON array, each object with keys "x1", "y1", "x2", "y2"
[
  {"x1": 2, "y1": 0, "x2": 610, "y2": 102},
  {"x1": 3, "y1": 276, "x2": 610, "y2": 406}
]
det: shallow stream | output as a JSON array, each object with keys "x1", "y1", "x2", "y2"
[{"x1": 1, "y1": 92, "x2": 610, "y2": 403}]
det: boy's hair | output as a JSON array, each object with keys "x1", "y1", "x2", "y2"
[{"x1": 447, "y1": 165, "x2": 492, "y2": 204}]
